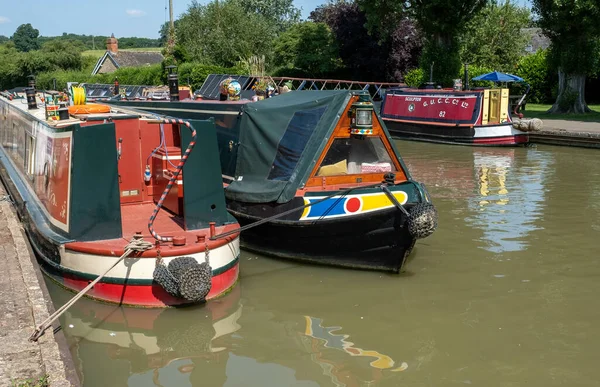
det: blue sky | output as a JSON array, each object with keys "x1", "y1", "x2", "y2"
[{"x1": 0, "y1": 0, "x2": 325, "y2": 39}]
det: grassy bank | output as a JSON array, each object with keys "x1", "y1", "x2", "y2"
[
  {"x1": 82, "y1": 47, "x2": 163, "y2": 59},
  {"x1": 524, "y1": 104, "x2": 600, "y2": 122}
]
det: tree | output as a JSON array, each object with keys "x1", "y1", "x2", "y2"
[
  {"x1": 176, "y1": 0, "x2": 276, "y2": 67},
  {"x1": 11, "y1": 23, "x2": 41, "y2": 52},
  {"x1": 310, "y1": 1, "x2": 422, "y2": 82},
  {"x1": 273, "y1": 22, "x2": 341, "y2": 77},
  {"x1": 358, "y1": 0, "x2": 487, "y2": 86},
  {"x1": 532, "y1": 0, "x2": 600, "y2": 113},
  {"x1": 460, "y1": 1, "x2": 531, "y2": 72},
  {"x1": 238, "y1": 0, "x2": 301, "y2": 32},
  {"x1": 0, "y1": 35, "x2": 8, "y2": 44}
]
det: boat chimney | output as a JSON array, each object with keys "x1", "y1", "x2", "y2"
[
  {"x1": 423, "y1": 62, "x2": 435, "y2": 89},
  {"x1": 28, "y1": 74, "x2": 36, "y2": 90},
  {"x1": 113, "y1": 77, "x2": 120, "y2": 96},
  {"x1": 166, "y1": 65, "x2": 179, "y2": 101},
  {"x1": 464, "y1": 63, "x2": 469, "y2": 91},
  {"x1": 26, "y1": 75, "x2": 37, "y2": 110}
]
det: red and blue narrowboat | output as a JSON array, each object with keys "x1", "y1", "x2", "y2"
[{"x1": 0, "y1": 83, "x2": 240, "y2": 307}]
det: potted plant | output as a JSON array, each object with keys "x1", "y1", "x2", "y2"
[{"x1": 252, "y1": 78, "x2": 269, "y2": 100}]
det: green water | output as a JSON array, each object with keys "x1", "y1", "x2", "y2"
[{"x1": 47, "y1": 140, "x2": 600, "y2": 387}]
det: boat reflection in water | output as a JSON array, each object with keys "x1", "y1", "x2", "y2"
[
  {"x1": 402, "y1": 144, "x2": 551, "y2": 253},
  {"x1": 49, "y1": 276, "x2": 408, "y2": 387}
]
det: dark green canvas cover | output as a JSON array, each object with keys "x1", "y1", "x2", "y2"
[{"x1": 225, "y1": 90, "x2": 352, "y2": 204}]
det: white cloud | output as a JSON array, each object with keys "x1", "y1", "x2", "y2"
[
  {"x1": 125, "y1": 9, "x2": 146, "y2": 17},
  {"x1": 0, "y1": 16, "x2": 10, "y2": 24}
]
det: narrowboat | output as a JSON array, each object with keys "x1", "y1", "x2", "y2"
[
  {"x1": 0, "y1": 84, "x2": 240, "y2": 307},
  {"x1": 104, "y1": 85, "x2": 438, "y2": 273},
  {"x1": 379, "y1": 86, "x2": 533, "y2": 146}
]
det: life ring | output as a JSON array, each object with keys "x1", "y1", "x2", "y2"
[{"x1": 68, "y1": 103, "x2": 111, "y2": 115}]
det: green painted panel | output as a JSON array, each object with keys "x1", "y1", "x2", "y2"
[
  {"x1": 182, "y1": 118, "x2": 234, "y2": 229},
  {"x1": 69, "y1": 123, "x2": 122, "y2": 241}
]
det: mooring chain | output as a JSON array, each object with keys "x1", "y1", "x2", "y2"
[{"x1": 148, "y1": 118, "x2": 197, "y2": 242}]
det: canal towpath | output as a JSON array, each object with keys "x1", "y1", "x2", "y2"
[
  {"x1": 0, "y1": 185, "x2": 78, "y2": 387},
  {"x1": 530, "y1": 118, "x2": 600, "y2": 148}
]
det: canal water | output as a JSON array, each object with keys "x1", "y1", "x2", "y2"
[{"x1": 46, "y1": 140, "x2": 600, "y2": 387}]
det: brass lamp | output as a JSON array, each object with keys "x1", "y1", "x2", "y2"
[{"x1": 349, "y1": 94, "x2": 374, "y2": 135}]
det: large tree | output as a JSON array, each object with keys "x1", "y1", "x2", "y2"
[
  {"x1": 532, "y1": 0, "x2": 600, "y2": 113},
  {"x1": 310, "y1": 1, "x2": 422, "y2": 82},
  {"x1": 273, "y1": 22, "x2": 341, "y2": 77},
  {"x1": 176, "y1": 0, "x2": 276, "y2": 67},
  {"x1": 460, "y1": 1, "x2": 531, "y2": 72},
  {"x1": 11, "y1": 23, "x2": 40, "y2": 52},
  {"x1": 358, "y1": 0, "x2": 486, "y2": 86},
  {"x1": 238, "y1": 0, "x2": 301, "y2": 32}
]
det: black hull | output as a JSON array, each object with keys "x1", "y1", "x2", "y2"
[
  {"x1": 384, "y1": 120, "x2": 528, "y2": 147},
  {"x1": 227, "y1": 203, "x2": 415, "y2": 273}
]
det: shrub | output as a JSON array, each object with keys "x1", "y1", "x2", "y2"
[{"x1": 515, "y1": 49, "x2": 555, "y2": 104}]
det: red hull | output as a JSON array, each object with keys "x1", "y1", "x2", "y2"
[
  {"x1": 473, "y1": 134, "x2": 529, "y2": 146},
  {"x1": 44, "y1": 263, "x2": 239, "y2": 307}
]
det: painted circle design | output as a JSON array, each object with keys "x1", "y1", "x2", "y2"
[
  {"x1": 408, "y1": 103, "x2": 415, "y2": 112},
  {"x1": 345, "y1": 197, "x2": 361, "y2": 213}
]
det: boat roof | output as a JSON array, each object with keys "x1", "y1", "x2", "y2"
[
  {"x1": 225, "y1": 89, "x2": 358, "y2": 204},
  {"x1": 0, "y1": 90, "x2": 162, "y2": 128}
]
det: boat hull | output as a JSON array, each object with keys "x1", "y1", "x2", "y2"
[
  {"x1": 227, "y1": 202, "x2": 415, "y2": 273},
  {"x1": 384, "y1": 120, "x2": 529, "y2": 146}
]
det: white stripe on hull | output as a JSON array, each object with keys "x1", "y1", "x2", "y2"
[
  {"x1": 474, "y1": 124, "x2": 526, "y2": 138},
  {"x1": 60, "y1": 238, "x2": 240, "y2": 280}
]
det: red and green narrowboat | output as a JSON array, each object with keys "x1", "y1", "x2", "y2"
[{"x1": 0, "y1": 85, "x2": 240, "y2": 307}]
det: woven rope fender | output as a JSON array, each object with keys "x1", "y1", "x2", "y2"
[
  {"x1": 153, "y1": 256, "x2": 213, "y2": 302},
  {"x1": 407, "y1": 203, "x2": 438, "y2": 239}
]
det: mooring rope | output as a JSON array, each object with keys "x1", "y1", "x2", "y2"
[
  {"x1": 29, "y1": 235, "x2": 153, "y2": 342},
  {"x1": 210, "y1": 182, "x2": 385, "y2": 241},
  {"x1": 148, "y1": 118, "x2": 197, "y2": 242}
]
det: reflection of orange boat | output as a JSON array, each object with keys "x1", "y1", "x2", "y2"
[{"x1": 301, "y1": 316, "x2": 408, "y2": 386}]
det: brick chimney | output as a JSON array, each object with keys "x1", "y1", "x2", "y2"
[{"x1": 106, "y1": 33, "x2": 118, "y2": 54}]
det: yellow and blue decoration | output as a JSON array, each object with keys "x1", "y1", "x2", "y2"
[
  {"x1": 300, "y1": 191, "x2": 408, "y2": 221},
  {"x1": 350, "y1": 128, "x2": 374, "y2": 135}
]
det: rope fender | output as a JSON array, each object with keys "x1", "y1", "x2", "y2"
[
  {"x1": 153, "y1": 250, "x2": 212, "y2": 303},
  {"x1": 406, "y1": 203, "x2": 438, "y2": 239},
  {"x1": 148, "y1": 118, "x2": 197, "y2": 242}
]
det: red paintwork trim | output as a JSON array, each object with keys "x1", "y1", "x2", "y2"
[
  {"x1": 472, "y1": 134, "x2": 529, "y2": 145},
  {"x1": 383, "y1": 117, "x2": 473, "y2": 128},
  {"x1": 65, "y1": 223, "x2": 240, "y2": 257},
  {"x1": 57, "y1": 262, "x2": 239, "y2": 307}
]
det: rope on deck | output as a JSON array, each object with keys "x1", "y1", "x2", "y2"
[{"x1": 147, "y1": 118, "x2": 197, "y2": 242}]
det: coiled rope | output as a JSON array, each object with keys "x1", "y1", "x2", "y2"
[
  {"x1": 148, "y1": 118, "x2": 197, "y2": 242},
  {"x1": 29, "y1": 235, "x2": 153, "y2": 342}
]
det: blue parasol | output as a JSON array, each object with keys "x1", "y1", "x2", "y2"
[{"x1": 472, "y1": 71, "x2": 524, "y2": 82}]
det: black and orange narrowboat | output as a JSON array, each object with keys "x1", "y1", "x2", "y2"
[{"x1": 107, "y1": 87, "x2": 438, "y2": 273}]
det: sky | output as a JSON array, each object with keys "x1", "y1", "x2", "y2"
[{"x1": 0, "y1": 0, "x2": 325, "y2": 39}]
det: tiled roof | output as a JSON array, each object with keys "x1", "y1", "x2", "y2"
[
  {"x1": 92, "y1": 50, "x2": 164, "y2": 75},
  {"x1": 522, "y1": 28, "x2": 551, "y2": 54}
]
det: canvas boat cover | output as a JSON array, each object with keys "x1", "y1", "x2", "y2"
[{"x1": 225, "y1": 90, "x2": 352, "y2": 204}]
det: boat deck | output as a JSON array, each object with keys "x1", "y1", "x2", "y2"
[{"x1": 65, "y1": 202, "x2": 238, "y2": 257}]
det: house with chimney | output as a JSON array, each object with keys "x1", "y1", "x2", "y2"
[{"x1": 91, "y1": 34, "x2": 164, "y2": 75}]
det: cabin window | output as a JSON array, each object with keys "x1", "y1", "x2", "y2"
[
  {"x1": 24, "y1": 135, "x2": 35, "y2": 177},
  {"x1": 316, "y1": 137, "x2": 396, "y2": 176},
  {"x1": 268, "y1": 105, "x2": 327, "y2": 181}
]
